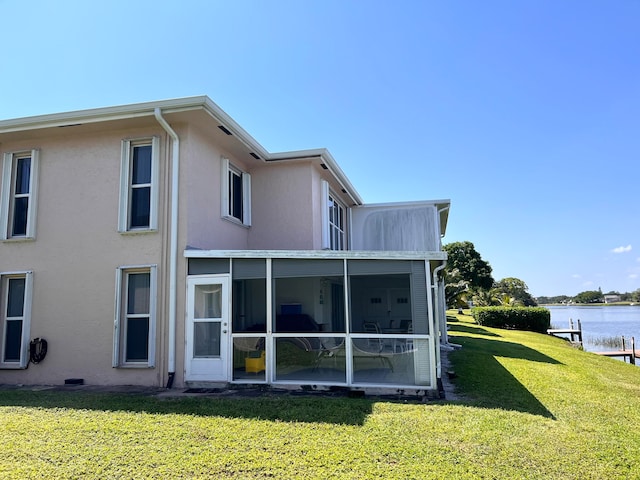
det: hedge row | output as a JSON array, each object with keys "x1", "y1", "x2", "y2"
[{"x1": 471, "y1": 306, "x2": 550, "y2": 333}]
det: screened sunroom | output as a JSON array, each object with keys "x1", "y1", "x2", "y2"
[{"x1": 184, "y1": 251, "x2": 447, "y2": 392}]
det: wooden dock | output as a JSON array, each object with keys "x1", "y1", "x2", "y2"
[
  {"x1": 593, "y1": 336, "x2": 639, "y2": 365},
  {"x1": 547, "y1": 319, "x2": 583, "y2": 344},
  {"x1": 548, "y1": 320, "x2": 640, "y2": 365}
]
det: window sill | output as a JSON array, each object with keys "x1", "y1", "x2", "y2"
[
  {"x1": 222, "y1": 215, "x2": 251, "y2": 229},
  {"x1": 1, "y1": 236, "x2": 35, "y2": 243},
  {"x1": 113, "y1": 363, "x2": 154, "y2": 369},
  {"x1": 0, "y1": 363, "x2": 27, "y2": 369},
  {"x1": 118, "y1": 228, "x2": 158, "y2": 236}
]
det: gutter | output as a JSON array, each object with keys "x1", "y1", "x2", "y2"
[{"x1": 154, "y1": 108, "x2": 180, "y2": 388}]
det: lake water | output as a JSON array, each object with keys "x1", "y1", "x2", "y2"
[{"x1": 545, "y1": 305, "x2": 640, "y2": 353}]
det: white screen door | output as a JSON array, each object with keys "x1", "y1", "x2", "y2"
[{"x1": 185, "y1": 275, "x2": 230, "y2": 382}]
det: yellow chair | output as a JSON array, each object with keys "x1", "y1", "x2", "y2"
[{"x1": 245, "y1": 351, "x2": 265, "y2": 373}]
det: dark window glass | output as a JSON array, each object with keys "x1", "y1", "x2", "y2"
[
  {"x1": 126, "y1": 318, "x2": 149, "y2": 361},
  {"x1": 132, "y1": 145, "x2": 152, "y2": 185},
  {"x1": 130, "y1": 187, "x2": 151, "y2": 228},
  {"x1": 11, "y1": 198, "x2": 29, "y2": 236},
  {"x1": 229, "y1": 170, "x2": 243, "y2": 220},
  {"x1": 7, "y1": 278, "x2": 25, "y2": 318},
  {"x1": 15, "y1": 158, "x2": 31, "y2": 194},
  {"x1": 4, "y1": 320, "x2": 22, "y2": 361}
]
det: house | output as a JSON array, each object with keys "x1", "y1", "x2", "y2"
[
  {"x1": 0, "y1": 96, "x2": 449, "y2": 394},
  {"x1": 604, "y1": 294, "x2": 621, "y2": 304}
]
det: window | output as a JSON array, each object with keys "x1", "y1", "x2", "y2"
[
  {"x1": 1, "y1": 150, "x2": 40, "y2": 240},
  {"x1": 118, "y1": 138, "x2": 159, "y2": 232},
  {"x1": 328, "y1": 193, "x2": 346, "y2": 250},
  {"x1": 221, "y1": 158, "x2": 251, "y2": 226},
  {"x1": 321, "y1": 180, "x2": 347, "y2": 250},
  {"x1": 1, "y1": 272, "x2": 32, "y2": 368},
  {"x1": 113, "y1": 265, "x2": 156, "y2": 367}
]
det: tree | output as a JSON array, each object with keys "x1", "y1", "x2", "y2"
[
  {"x1": 493, "y1": 277, "x2": 537, "y2": 307},
  {"x1": 573, "y1": 290, "x2": 603, "y2": 304},
  {"x1": 473, "y1": 289, "x2": 500, "y2": 307},
  {"x1": 443, "y1": 241, "x2": 494, "y2": 307}
]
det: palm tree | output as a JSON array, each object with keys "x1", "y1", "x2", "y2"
[
  {"x1": 473, "y1": 289, "x2": 500, "y2": 307},
  {"x1": 498, "y1": 294, "x2": 523, "y2": 307}
]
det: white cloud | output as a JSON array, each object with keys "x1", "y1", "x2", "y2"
[
  {"x1": 612, "y1": 245, "x2": 632, "y2": 254},
  {"x1": 572, "y1": 274, "x2": 581, "y2": 279},
  {"x1": 629, "y1": 274, "x2": 638, "y2": 279}
]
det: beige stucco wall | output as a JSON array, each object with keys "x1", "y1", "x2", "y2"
[
  {"x1": 182, "y1": 125, "x2": 251, "y2": 251},
  {"x1": 0, "y1": 123, "x2": 170, "y2": 386},
  {"x1": 249, "y1": 162, "x2": 316, "y2": 250}
]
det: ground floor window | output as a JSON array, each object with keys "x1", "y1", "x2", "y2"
[
  {"x1": 0, "y1": 272, "x2": 32, "y2": 367},
  {"x1": 113, "y1": 265, "x2": 156, "y2": 367}
]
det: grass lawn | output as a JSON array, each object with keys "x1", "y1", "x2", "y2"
[{"x1": 2, "y1": 312, "x2": 640, "y2": 479}]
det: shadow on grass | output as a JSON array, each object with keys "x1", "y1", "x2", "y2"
[
  {"x1": 448, "y1": 334, "x2": 561, "y2": 419},
  {"x1": 448, "y1": 323, "x2": 501, "y2": 337},
  {"x1": 0, "y1": 389, "x2": 375, "y2": 425}
]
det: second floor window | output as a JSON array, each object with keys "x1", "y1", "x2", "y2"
[
  {"x1": 119, "y1": 138, "x2": 159, "y2": 232},
  {"x1": 322, "y1": 179, "x2": 347, "y2": 251},
  {"x1": 328, "y1": 193, "x2": 346, "y2": 251},
  {"x1": 221, "y1": 158, "x2": 251, "y2": 226},
  {"x1": 1, "y1": 150, "x2": 39, "y2": 240}
]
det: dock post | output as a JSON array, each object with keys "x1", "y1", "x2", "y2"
[
  {"x1": 632, "y1": 337, "x2": 636, "y2": 366},
  {"x1": 577, "y1": 319, "x2": 582, "y2": 344}
]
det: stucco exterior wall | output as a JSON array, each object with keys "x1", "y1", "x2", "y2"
[
  {"x1": 182, "y1": 125, "x2": 251, "y2": 251},
  {"x1": 0, "y1": 125, "x2": 170, "y2": 386},
  {"x1": 249, "y1": 162, "x2": 316, "y2": 250}
]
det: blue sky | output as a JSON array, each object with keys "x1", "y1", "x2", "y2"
[{"x1": 1, "y1": 0, "x2": 638, "y2": 297}]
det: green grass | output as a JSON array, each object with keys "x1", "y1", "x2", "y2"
[{"x1": 1, "y1": 313, "x2": 640, "y2": 478}]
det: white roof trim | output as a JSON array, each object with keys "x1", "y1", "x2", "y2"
[
  {"x1": 0, "y1": 96, "x2": 364, "y2": 204},
  {"x1": 184, "y1": 249, "x2": 447, "y2": 261}
]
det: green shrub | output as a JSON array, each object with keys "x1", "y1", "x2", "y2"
[{"x1": 472, "y1": 306, "x2": 550, "y2": 333}]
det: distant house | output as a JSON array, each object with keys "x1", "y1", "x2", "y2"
[
  {"x1": 0, "y1": 97, "x2": 450, "y2": 395},
  {"x1": 604, "y1": 294, "x2": 621, "y2": 304}
]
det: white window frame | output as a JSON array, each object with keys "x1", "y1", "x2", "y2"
[
  {"x1": 321, "y1": 180, "x2": 347, "y2": 250},
  {"x1": 113, "y1": 265, "x2": 157, "y2": 367},
  {"x1": 1, "y1": 150, "x2": 40, "y2": 240},
  {"x1": 221, "y1": 157, "x2": 251, "y2": 226},
  {"x1": 0, "y1": 271, "x2": 33, "y2": 369},
  {"x1": 118, "y1": 137, "x2": 160, "y2": 233}
]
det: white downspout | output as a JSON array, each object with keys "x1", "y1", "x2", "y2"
[
  {"x1": 432, "y1": 261, "x2": 447, "y2": 379},
  {"x1": 154, "y1": 108, "x2": 179, "y2": 388}
]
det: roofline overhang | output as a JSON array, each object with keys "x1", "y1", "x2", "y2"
[
  {"x1": 0, "y1": 95, "x2": 364, "y2": 204},
  {"x1": 184, "y1": 248, "x2": 448, "y2": 261}
]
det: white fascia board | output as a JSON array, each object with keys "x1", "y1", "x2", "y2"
[
  {"x1": 357, "y1": 199, "x2": 451, "y2": 209},
  {"x1": 184, "y1": 249, "x2": 447, "y2": 261},
  {"x1": 0, "y1": 96, "x2": 211, "y2": 133}
]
